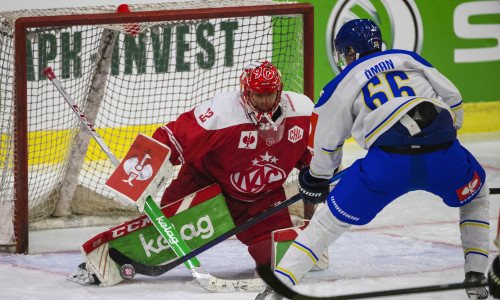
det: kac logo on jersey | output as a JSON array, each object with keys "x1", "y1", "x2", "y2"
[
  {"x1": 239, "y1": 131, "x2": 258, "y2": 149},
  {"x1": 288, "y1": 126, "x2": 304, "y2": 143},
  {"x1": 122, "y1": 154, "x2": 153, "y2": 186},
  {"x1": 230, "y1": 151, "x2": 286, "y2": 194},
  {"x1": 456, "y1": 171, "x2": 482, "y2": 202}
]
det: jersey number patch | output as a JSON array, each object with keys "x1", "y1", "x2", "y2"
[{"x1": 362, "y1": 71, "x2": 416, "y2": 111}]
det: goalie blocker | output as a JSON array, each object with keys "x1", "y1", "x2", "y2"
[{"x1": 105, "y1": 133, "x2": 173, "y2": 212}]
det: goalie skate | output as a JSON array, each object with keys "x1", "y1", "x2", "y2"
[{"x1": 66, "y1": 263, "x2": 100, "y2": 285}]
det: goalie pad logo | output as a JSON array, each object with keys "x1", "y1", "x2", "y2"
[
  {"x1": 456, "y1": 171, "x2": 482, "y2": 202},
  {"x1": 122, "y1": 154, "x2": 153, "y2": 186},
  {"x1": 140, "y1": 215, "x2": 214, "y2": 257},
  {"x1": 105, "y1": 133, "x2": 171, "y2": 203}
]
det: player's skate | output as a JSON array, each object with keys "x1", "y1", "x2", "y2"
[
  {"x1": 255, "y1": 285, "x2": 283, "y2": 300},
  {"x1": 67, "y1": 262, "x2": 100, "y2": 285},
  {"x1": 464, "y1": 271, "x2": 489, "y2": 299}
]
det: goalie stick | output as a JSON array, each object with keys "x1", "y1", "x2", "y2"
[
  {"x1": 108, "y1": 169, "x2": 348, "y2": 277},
  {"x1": 42, "y1": 66, "x2": 263, "y2": 292},
  {"x1": 256, "y1": 265, "x2": 488, "y2": 300}
]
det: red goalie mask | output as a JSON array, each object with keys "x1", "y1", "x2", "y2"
[
  {"x1": 240, "y1": 60, "x2": 283, "y2": 121},
  {"x1": 240, "y1": 61, "x2": 286, "y2": 146}
]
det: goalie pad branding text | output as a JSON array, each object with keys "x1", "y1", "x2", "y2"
[
  {"x1": 111, "y1": 218, "x2": 151, "y2": 238},
  {"x1": 140, "y1": 215, "x2": 214, "y2": 257}
]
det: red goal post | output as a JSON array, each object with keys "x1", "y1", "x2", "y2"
[{"x1": 1, "y1": 0, "x2": 314, "y2": 253}]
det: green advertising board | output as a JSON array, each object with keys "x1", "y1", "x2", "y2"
[{"x1": 281, "y1": 0, "x2": 500, "y2": 133}]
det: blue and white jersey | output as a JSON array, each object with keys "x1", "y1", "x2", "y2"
[{"x1": 309, "y1": 49, "x2": 463, "y2": 179}]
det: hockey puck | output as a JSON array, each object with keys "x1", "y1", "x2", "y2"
[{"x1": 120, "y1": 264, "x2": 136, "y2": 279}]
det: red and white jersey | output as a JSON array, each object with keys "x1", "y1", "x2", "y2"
[{"x1": 152, "y1": 91, "x2": 313, "y2": 202}]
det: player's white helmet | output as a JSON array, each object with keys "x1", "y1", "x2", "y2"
[{"x1": 240, "y1": 60, "x2": 286, "y2": 145}]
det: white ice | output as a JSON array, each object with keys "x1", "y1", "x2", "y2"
[{"x1": 1, "y1": 133, "x2": 499, "y2": 300}]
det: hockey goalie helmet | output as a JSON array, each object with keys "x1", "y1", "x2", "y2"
[
  {"x1": 240, "y1": 60, "x2": 283, "y2": 120},
  {"x1": 334, "y1": 19, "x2": 382, "y2": 67},
  {"x1": 240, "y1": 60, "x2": 286, "y2": 145}
]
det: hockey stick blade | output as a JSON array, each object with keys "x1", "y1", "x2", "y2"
[
  {"x1": 108, "y1": 169, "x2": 348, "y2": 277},
  {"x1": 109, "y1": 248, "x2": 265, "y2": 292},
  {"x1": 256, "y1": 265, "x2": 488, "y2": 300},
  {"x1": 491, "y1": 188, "x2": 500, "y2": 195}
]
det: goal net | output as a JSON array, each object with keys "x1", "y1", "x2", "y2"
[{"x1": 0, "y1": 0, "x2": 313, "y2": 253}]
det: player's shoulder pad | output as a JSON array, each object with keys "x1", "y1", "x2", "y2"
[
  {"x1": 282, "y1": 91, "x2": 314, "y2": 117},
  {"x1": 193, "y1": 91, "x2": 250, "y2": 130}
]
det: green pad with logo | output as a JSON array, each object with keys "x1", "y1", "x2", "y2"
[{"x1": 108, "y1": 193, "x2": 234, "y2": 266}]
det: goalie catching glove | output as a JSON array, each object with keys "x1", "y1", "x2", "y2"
[{"x1": 298, "y1": 167, "x2": 330, "y2": 205}]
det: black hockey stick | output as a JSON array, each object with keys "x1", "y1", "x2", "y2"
[
  {"x1": 491, "y1": 188, "x2": 500, "y2": 195},
  {"x1": 256, "y1": 265, "x2": 488, "y2": 300},
  {"x1": 109, "y1": 169, "x2": 348, "y2": 277}
]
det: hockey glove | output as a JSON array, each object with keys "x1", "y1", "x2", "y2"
[
  {"x1": 489, "y1": 256, "x2": 500, "y2": 299},
  {"x1": 464, "y1": 271, "x2": 489, "y2": 299},
  {"x1": 298, "y1": 167, "x2": 330, "y2": 205}
]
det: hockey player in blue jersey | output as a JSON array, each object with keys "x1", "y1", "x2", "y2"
[{"x1": 256, "y1": 19, "x2": 490, "y2": 300}]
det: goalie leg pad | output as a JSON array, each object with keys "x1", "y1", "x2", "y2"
[{"x1": 82, "y1": 243, "x2": 124, "y2": 287}]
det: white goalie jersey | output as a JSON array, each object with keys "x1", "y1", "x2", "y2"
[{"x1": 309, "y1": 49, "x2": 464, "y2": 178}]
